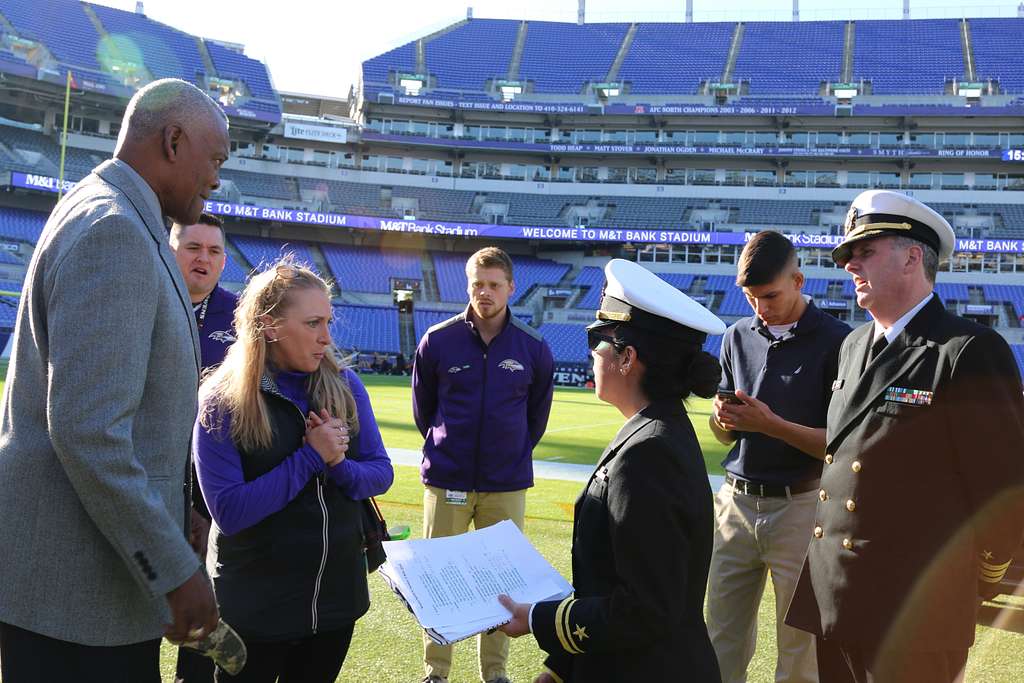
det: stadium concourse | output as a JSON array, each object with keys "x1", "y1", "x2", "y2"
[{"x1": 0, "y1": 1, "x2": 1023, "y2": 380}]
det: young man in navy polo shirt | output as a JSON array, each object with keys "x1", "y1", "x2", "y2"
[
  {"x1": 169, "y1": 211, "x2": 238, "y2": 683},
  {"x1": 412, "y1": 246, "x2": 554, "y2": 683},
  {"x1": 707, "y1": 231, "x2": 850, "y2": 683}
]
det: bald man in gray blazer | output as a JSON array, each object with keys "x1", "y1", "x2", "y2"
[{"x1": 0, "y1": 79, "x2": 230, "y2": 682}]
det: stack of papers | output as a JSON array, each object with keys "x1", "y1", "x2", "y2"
[{"x1": 378, "y1": 519, "x2": 573, "y2": 645}]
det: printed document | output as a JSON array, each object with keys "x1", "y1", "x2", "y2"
[{"x1": 379, "y1": 519, "x2": 573, "y2": 645}]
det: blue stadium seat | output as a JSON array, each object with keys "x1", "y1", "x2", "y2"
[
  {"x1": 518, "y1": 22, "x2": 630, "y2": 94},
  {"x1": 933, "y1": 281, "x2": 970, "y2": 302},
  {"x1": 982, "y1": 284, "x2": 1024, "y2": 318},
  {"x1": 413, "y1": 308, "x2": 462, "y2": 342},
  {"x1": 0, "y1": 207, "x2": 47, "y2": 243},
  {"x1": 322, "y1": 245, "x2": 422, "y2": 294},
  {"x1": 618, "y1": 23, "x2": 734, "y2": 94},
  {"x1": 425, "y1": 19, "x2": 518, "y2": 90},
  {"x1": 204, "y1": 41, "x2": 277, "y2": 102},
  {"x1": 0, "y1": 296, "x2": 18, "y2": 327},
  {"x1": 331, "y1": 305, "x2": 400, "y2": 354},
  {"x1": 733, "y1": 21, "x2": 844, "y2": 95},
  {"x1": 853, "y1": 19, "x2": 963, "y2": 94},
  {"x1": 221, "y1": 169, "x2": 298, "y2": 201},
  {"x1": 970, "y1": 18, "x2": 1024, "y2": 92},
  {"x1": 573, "y1": 266, "x2": 605, "y2": 309},
  {"x1": 221, "y1": 254, "x2": 250, "y2": 284},
  {"x1": 362, "y1": 42, "x2": 417, "y2": 85},
  {"x1": 432, "y1": 252, "x2": 570, "y2": 305},
  {"x1": 0, "y1": 0, "x2": 102, "y2": 71},
  {"x1": 537, "y1": 322, "x2": 588, "y2": 363},
  {"x1": 703, "y1": 334, "x2": 723, "y2": 358},
  {"x1": 231, "y1": 235, "x2": 316, "y2": 273},
  {"x1": 88, "y1": 3, "x2": 207, "y2": 82}
]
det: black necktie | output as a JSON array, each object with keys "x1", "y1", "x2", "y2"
[{"x1": 868, "y1": 335, "x2": 889, "y2": 363}]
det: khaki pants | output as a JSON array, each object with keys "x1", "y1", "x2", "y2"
[
  {"x1": 706, "y1": 482, "x2": 819, "y2": 683},
  {"x1": 422, "y1": 485, "x2": 527, "y2": 682}
]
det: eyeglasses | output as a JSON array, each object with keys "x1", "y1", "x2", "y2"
[{"x1": 587, "y1": 329, "x2": 625, "y2": 352}]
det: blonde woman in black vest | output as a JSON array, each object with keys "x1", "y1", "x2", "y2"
[{"x1": 195, "y1": 258, "x2": 393, "y2": 682}]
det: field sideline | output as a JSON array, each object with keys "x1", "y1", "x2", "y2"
[
  {"x1": 0, "y1": 373, "x2": 1021, "y2": 681},
  {"x1": 358, "y1": 374, "x2": 731, "y2": 474}
]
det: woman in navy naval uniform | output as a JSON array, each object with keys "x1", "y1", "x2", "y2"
[{"x1": 500, "y1": 259, "x2": 725, "y2": 683}]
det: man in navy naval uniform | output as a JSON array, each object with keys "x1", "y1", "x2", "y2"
[
  {"x1": 169, "y1": 211, "x2": 238, "y2": 683},
  {"x1": 785, "y1": 190, "x2": 1024, "y2": 682}
]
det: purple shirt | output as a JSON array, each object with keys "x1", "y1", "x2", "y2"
[
  {"x1": 196, "y1": 286, "x2": 238, "y2": 371},
  {"x1": 412, "y1": 308, "x2": 554, "y2": 492},
  {"x1": 195, "y1": 368, "x2": 393, "y2": 535}
]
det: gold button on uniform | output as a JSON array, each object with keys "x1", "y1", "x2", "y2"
[
  {"x1": 851, "y1": 461, "x2": 862, "y2": 472},
  {"x1": 814, "y1": 526, "x2": 823, "y2": 539},
  {"x1": 825, "y1": 454, "x2": 834, "y2": 464},
  {"x1": 819, "y1": 489, "x2": 828, "y2": 501},
  {"x1": 843, "y1": 538, "x2": 853, "y2": 550},
  {"x1": 846, "y1": 499, "x2": 856, "y2": 512}
]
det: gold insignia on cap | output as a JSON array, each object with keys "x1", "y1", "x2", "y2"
[
  {"x1": 844, "y1": 206, "x2": 859, "y2": 234},
  {"x1": 596, "y1": 310, "x2": 631, "y2": 322}
]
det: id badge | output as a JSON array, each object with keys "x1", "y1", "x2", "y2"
[{"x1": 445, "y1": 490, "x2": 468, "y2": 506}]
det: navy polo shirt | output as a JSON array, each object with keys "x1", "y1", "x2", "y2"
[{"x1": 718, "y1": 300, "x2": 851, "y2": 485}]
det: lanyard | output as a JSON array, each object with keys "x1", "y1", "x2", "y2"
[{"x1": 194, "y1": 292, "x2": 212, "y2": 329}]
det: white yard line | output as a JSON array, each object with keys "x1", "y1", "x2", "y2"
[
  {"x1": 386, "y1": 447, "x2": 724, "y2": 487},
  {"x1": 543, "y1": 421, "x2": 623, "y2": 434}
]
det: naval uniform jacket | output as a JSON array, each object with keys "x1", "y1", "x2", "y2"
[
  {"x1": 532, "y1": 400, "x2": 721, "y2": 683},
  {"x1": 786, "y1": 294, "x2": 1024, "y2": 652}
]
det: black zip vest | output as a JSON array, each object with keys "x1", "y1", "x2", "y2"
[{"x1": 208, "y1": 376, "x2": 370, "y2": 641}]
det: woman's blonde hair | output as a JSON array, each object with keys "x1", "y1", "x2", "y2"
[{"x1": 200, "y1": 256, "x2": 358, "y2": 452}]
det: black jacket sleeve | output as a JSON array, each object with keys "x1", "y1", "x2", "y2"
[
  {"x1": 532, "y1": 436, "x2": 693, "y2": 657},
  {"x1": 946, "y1": 330, "x2": 1024, "y2": 598}
]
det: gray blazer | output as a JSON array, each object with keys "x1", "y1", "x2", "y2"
[{"x1": 0, "y1": 160, "x2": 202, "y2": 646}]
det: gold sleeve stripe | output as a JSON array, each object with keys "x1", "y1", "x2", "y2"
[
  {"x1": 543, "y1": 666, "x2": 565, "y2": 683},
  {"x1": 554, "y1": 598, "x2": 581, "y2": 655},
  {"x1": 562, "y1": 598, "x2": 583, "y2": 654},
  {"x1": 980, "y1": 567, "x2": 1008, "y2": 583},
  {"x1": 981, "y1": 566, "x2": 1008, "y2": 575},
  {"x1": 565, "y1": 600, "x2": 586, "y2": 653},
  {"x1": 981, "y1": 559, "x2": 1013, "y2": 572}
]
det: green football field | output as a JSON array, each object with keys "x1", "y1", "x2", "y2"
[
  {"x1": 0, "y1": 372, "x2": 1021, "y2": 681},
  {"x1": 357, "y1": 374, "x2": 731, "y2": 475}
]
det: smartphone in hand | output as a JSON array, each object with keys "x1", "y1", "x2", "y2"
[{"x1": 717, "y1": 390, "x2": 744, "y2": 406}]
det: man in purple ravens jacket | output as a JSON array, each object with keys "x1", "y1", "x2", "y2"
[
  {"x1": 412, "y1": 247, "x2": 555, "y2": 683},
  {"x1": 170, "y1": 212, "x2": 238, "y2": 374},
  {"x1": 169, "y1": 211, "x2": 238, "y2": 683}
]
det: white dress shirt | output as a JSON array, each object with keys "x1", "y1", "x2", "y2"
[{"x1": 872, "y1": 292, "x2": 934, "y2": 344}]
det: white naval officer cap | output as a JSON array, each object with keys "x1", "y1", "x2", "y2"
[
  {"x1": 588, "y1": 259, "x2": 726, "y2": 344},
  {"x1": 832, "y1": 189, "x2": 956, "y2": 266}
]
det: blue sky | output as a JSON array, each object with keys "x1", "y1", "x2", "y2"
[{"x1": 92, "y1": 0, "x2": 1020, "y2": 97}]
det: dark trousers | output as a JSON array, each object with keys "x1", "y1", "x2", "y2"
[
  {"x1": 216, "y1": 623, "x2": 355, "y2": 683},
  {"x1": 816, "y1": 636, "x2": 968, "y2": 683},
  {"x1": 177, "y1": 644, "x2": 217, "y2": 682},
  {"x1": 0, "y1": 621, "x2": 160, "y2": 683}
]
